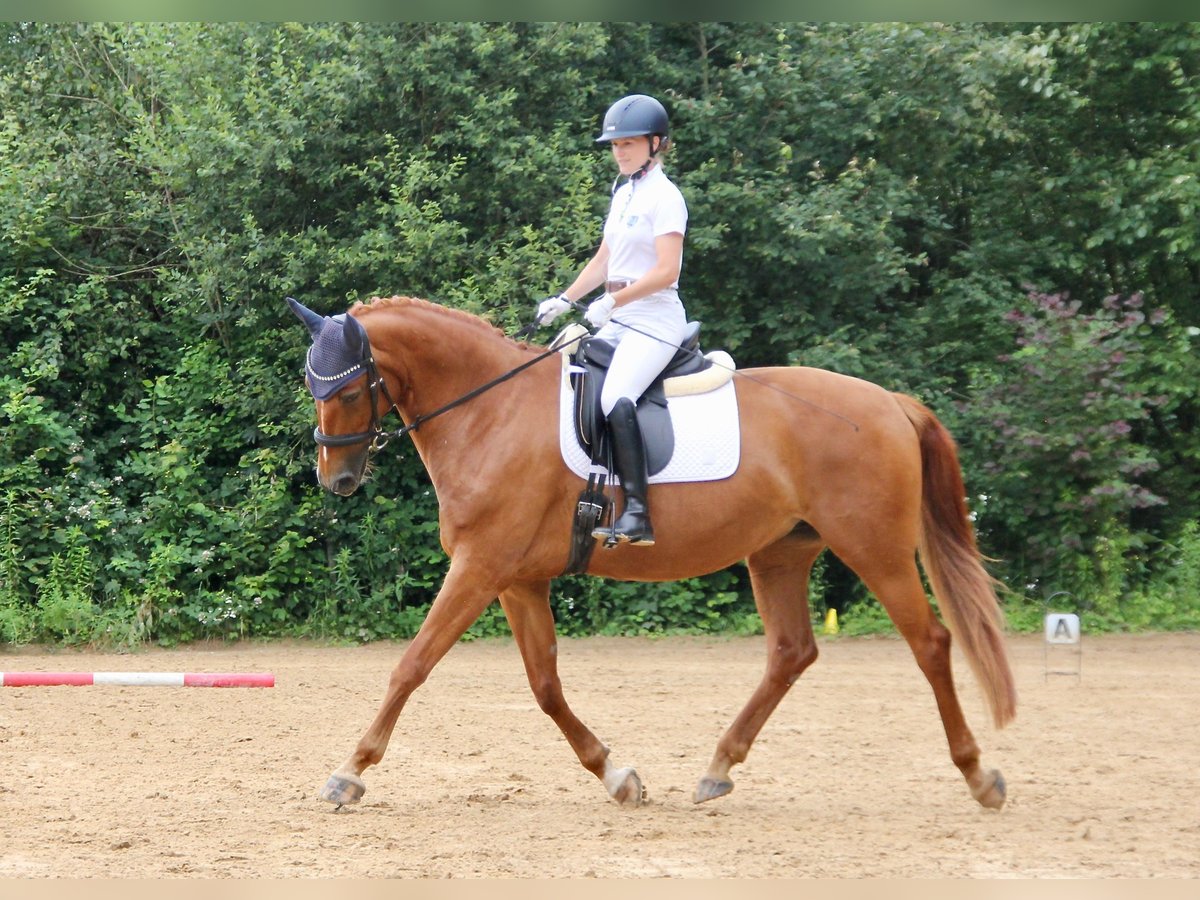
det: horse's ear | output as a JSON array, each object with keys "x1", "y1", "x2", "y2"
[
  {"x1": 343, "y1": 312, "x2": 369, "y2": 357},
  {"x1": 287, "y1": 296, "x2": 327, "y2": 339}
]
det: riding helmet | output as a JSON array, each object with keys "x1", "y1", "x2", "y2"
[{"x1": 595, "y1": 94, "x2": 670, "y2": 143}]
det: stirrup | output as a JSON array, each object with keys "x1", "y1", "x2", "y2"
[
  {"x1": 591, "y1": 531, "x2": 655, "y2": 547},
  {"x1": 593, "y1": 516, "x2": 655, "y2": 547}
]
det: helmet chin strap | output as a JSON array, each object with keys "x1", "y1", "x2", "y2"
[{"x1": 610, "y1": 136, "x2": 662, "y2": 195}]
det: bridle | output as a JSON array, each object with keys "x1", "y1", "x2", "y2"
[
  {"x1": 310, "y1": 326, "x2": 583, "y2": 453},
  {"x1": 310, "y1": 343, "x2": 404, "y2": 451}
]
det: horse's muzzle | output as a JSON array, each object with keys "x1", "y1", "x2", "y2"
[
  {"x1": 328, "y1": 472, "x2": 361, "y2": 496},
  {"x1": 318, "y1": 448, "x2": 369, "y2": 496}
]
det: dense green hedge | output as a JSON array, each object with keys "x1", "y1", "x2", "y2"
[{"x1": 2, "y1": 22, "x2": 1198, "y2": 646}]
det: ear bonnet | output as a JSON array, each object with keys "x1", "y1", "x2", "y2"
[{"x1": 287, "y1": 297, "x2": 371, "y2": 400}]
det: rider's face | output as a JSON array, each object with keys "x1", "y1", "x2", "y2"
[{"x1": 610, "y1": 136, "x2": 656, "y2": 175}]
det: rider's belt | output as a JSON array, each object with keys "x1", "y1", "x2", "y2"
[{"x1": 606, "y1": 280, "x2": 631, "y2": 294}]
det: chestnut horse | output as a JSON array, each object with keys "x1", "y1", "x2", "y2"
[{"x1": 288, "y1": 295, "x2": 1016, "y2": 811}]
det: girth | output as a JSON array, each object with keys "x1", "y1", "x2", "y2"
[{"x1": 570, "y1": 321, "x2": 709, "y2": 475}]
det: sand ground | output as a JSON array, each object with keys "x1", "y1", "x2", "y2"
[{"x1": 1, "y1": 632, "x2": 1197, "y2": 878}]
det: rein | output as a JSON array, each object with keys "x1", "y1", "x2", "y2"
[
  {"x1": 312, "y1": 299, "x2": 859, "y2": 452},
  {"x1": 314, "y1": 327, "x2": 584, "y2": 452}
]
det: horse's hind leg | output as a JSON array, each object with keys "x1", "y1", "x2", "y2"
[
  {"x1": 840, "y1": 551, "x2": 1005, "y2": 809},
  {"x1": 500, "y1": 580, "x2": 645, "y2": 807},
  {"x1": 696, "y1": 534, "x2": 823, "y2": 803}
]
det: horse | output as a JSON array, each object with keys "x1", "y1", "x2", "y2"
[{"x1": 287, "y1": 294, "x2": 1017, "y2": 811}]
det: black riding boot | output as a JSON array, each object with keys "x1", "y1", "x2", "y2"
[{"x1": 594, "y1": 397, "x2": 655, "y2": 546}]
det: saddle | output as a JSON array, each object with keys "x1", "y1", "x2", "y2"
[
  {"x1": 554, "y1": 320, "x2": 736, "y2": 576},
  {"x1": 569, "y1": 321, "x2": 710, "y2": 474}
]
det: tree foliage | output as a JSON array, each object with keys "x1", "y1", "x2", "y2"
[{"x1": 1, "y1": 22, "x2": 1197, "y2": 644}]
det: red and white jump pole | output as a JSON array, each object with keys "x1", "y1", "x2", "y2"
[{"x1": 0, "y1": 672, "x2": 274, "y2": 687}]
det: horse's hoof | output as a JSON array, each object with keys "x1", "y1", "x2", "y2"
[
  {"x1": 604, "y1": 765, "x2": 647, "y2": 807},
  {"x1": 971, "y1": 769, "x2": 1006, "y2": 809},
  {"x1": 319, "y1": 772, "x2": 366, "y2": 807},
  {"x1": 693, "y1": 776, "x2": 734, "y2": 803}
]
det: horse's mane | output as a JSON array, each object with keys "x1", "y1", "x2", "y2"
[{"x1": 349, "y1": 295, "x2": 535, "y2": 350}]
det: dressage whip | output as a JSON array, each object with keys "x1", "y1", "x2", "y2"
[{"x1": 548, "y1": 300, "x2": 861, "y2": 432}]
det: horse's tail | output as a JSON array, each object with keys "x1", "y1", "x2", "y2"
[{"x1": 894, "y1": 393, "x2": 1017, "y2": 729}]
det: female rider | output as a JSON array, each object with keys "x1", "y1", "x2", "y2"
[{"x1": 536, "y1": 93, "x2": 689, "y2": 547}]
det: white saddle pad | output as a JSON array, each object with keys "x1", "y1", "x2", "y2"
[{"x1": 557, "y1": 348, "x2": 741, "y2": 485}]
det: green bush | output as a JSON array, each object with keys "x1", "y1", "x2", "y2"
[{"x1": 1, "y1": 23, "x2": 1197, "y2": 647}]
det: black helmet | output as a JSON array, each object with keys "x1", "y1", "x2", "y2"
[{"x1": 595, "y1": 94, "x2": 670, "y2": 143}]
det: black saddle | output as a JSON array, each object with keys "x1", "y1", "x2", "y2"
[{"x1": 570, "y1": 321, "x2": 710, "y2": 476}]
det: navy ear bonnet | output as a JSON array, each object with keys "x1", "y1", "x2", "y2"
[
  {"x1": 287, "y1": 297, "x2": 371, "y2": 401},
  {"x1": 305, "y1": 315, "x2": 370, "y2": 400}
]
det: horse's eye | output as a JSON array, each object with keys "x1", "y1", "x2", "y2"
[{"x1": 339, "y1": 389, "x2": 362, "y2": 405}]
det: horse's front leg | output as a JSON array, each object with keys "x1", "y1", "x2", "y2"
[
  {"x1": 499, "y1": 580, "x2": 646, "y2": 807},
  {"x1": 318, "y1": 559, "x2": 500, "y2": 807}
]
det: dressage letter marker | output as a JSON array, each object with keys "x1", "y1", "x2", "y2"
[
  {"x1": 1043, "y1": 611, "x2": 1083, "y2": 682},
  {"x1": 0, "y1": 672, "x2": 274, "y2": 687}
]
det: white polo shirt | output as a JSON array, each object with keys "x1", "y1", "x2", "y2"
[{"x1": 602, "y1": 164, "x2": 687, "y2": 290}]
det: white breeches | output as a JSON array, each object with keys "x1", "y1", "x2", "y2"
[{"x1": 594, "y1": 293, "x2": 688, "y2": 416}]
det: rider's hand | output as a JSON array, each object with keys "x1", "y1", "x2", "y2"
[
  {"x1": 536, "y1": 294, "x2": 572, "y2": 326},
  {"x1": 585, "y1": 294, "x2": 615, "y2": 328}
]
